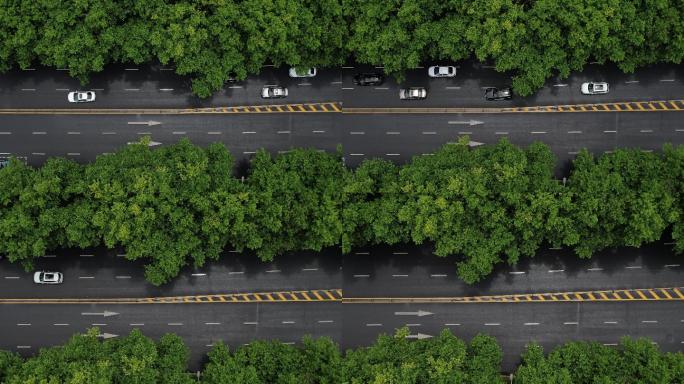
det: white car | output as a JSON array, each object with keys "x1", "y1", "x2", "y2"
[
  {"x1": 67, "y1": 91, "x2": 96, "y2": 103},
  {"x1": 399, "y1": 87, "x2": 427, "y2": 100},
  {"x1": 581, "y1": 82, "x2": 609, "y2": 95},
  {"x1": 428, "y1": 66, "x2": 456, "y2": 78},
  {"x1": 261, "y1": 86, "x2": 288, "y2": 99},
  {"x1": 33, "y1": 271, "x2": 63, "y2": 284},
  {"x1": 288, "y1": 67, "x2": 316, "y2": 78}
]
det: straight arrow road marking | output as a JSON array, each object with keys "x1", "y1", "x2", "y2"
[
  {"x1": 394, "y1": 310, "x2": 434, "y2": 317},
  {"x1": 127, "y1": 121, "x2": 161, "y2": 126},
  {"x1": 405, "y1": 333, "x2": 433, "y2": 339},
  {"x1": 97, "y1": 333, "x2": 119, "y2": 339},
  {"x1": 448, "y1": 120, "x2": 484, "y2": 126},
  {"x1": 81, "y1": 311, "x2": 119, "y2": 317}
]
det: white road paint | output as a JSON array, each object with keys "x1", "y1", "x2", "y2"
[
  {"x1": 242, "y1": 131, "x2": 256, "y2": 134},
  {"x1": 277, "y1": 130, "x2": 291, "y2": 134},
  {"x1": 312, "y1": 130, "x2": 326, "y2": 133},
  {"x1": 80, "y1": 254, "x2": 94, "y2": 257},
  {"x1": 207, "y1": 132, "x2": 221, "y2": 135},
  {"x1": 625, "y1": 266, "x2": 642, "y2": 269},
  {"x1": 530, "y1": 131, "x2": 547, "y2": 134},
  {"x1": 159, "y1": 88, "x2": 174, "y2": 91},
  {"x1": 67, "y1": 153, "x2": 80, "y2": 156},
  {"x1": 92, "y1": 323, "x2": 107, "y2": 326},
  {"x1": 624, "y1": 80, "x2": 639, "y2": 84},
  {"x1": 124, "y1": 88, "x2": 140, "y2": 91},
  {"x1": 355, "y1": 252, "x2": 370, "y2": 255},
  {"x1": 115, "y1": 276, "x2": 131, "y2": 279},
  {"x1": 509, "y1": 271, "x2": 526, "y2": 275},
  {"x1": 548, "y1": 269, "x2": 565, "y2": 273},
  {"x1": 641, "y1": 320, "x2": 658, "y2": 323},
  {"x1": 32, "y1": 132, "x2": 46, "y2": 135},
  {"x1": 191, "y1": 273, "x2": 207, "y2": 277},
  {"x1": 172, "y1": 131, "x2": 186, "y2": 135},
  {"x1": 32, "y1": 152, "x2": 45, "y2": 155},
  {"x1": 282, "y1": 321, "x2": 295, "y2": 324},
  {"x1": 524, "y1": 323, "x2": 540, "y2": 326},
  {"x1": 129, "y1": 323, "x2": 144, "y2": 326},
  {"x1": 243, "y1": 151, "x2": 256, "y2": 154},
  {"x1": 302, "y1": 268, "x2": 319, "y2": 272},
  {"x1": 243, "y1": 322, "x2": 258, "y2": 325},
  {"x1": 659, "y1": 79, "x2": 675, "y2": 82},
  {"x1": 386, "y1": 131, "x2": 400, "y2": 135},
  {"x1": 205, "y1": 322, "x2": 221, "y2": 325},
  {"x1": 392, "y1": 274, "x2": 409, "y2": 277},
  {"x1": 4, "y1": 277, "x2": 20, "y2": 279},
  {"x1": 16, "y1": 323, "x2": 31, "y2": 326},
  {"x1": 349, "y1": 153, "x2": 365, "y2": 156},
  {"x1": 297, "y1": 83, "x2": 311, "y2": 86},
  {"x1": 53, "y1": 323, "x2": 69, "y2": 326},
  {"x1": 405, "y1": 323, "x2": 421, "y2": 327},
  {"x1": 20, "y1": 88, "x2": 36, "y2": 91},
  {"x1": 16, "y1": 346, "x2": 31, "y2": 349},
  {"x1": 353, "y1": 274, "x2": 370, "y2": 278},
  {"x1": 603, "y1": 130, "x2": 617, "y2": 133},
  {"x1": 167, "y1": 323, "x2": 184, "y2": 326},
  {"x1": 430, "y1": 274, "x2": 447, "y2": 278},
  {"x1": 603, "y1": 343, "x2": 618, "y2": 346},
  {"x1": 484, "y1": 323, "x2": 501, "y2": 326},
  {"x1": 366, "y1": 323, "x2": 382, "y2": 327},
  {"x1": 265, "y1": 269, "x2": 281, "y2": 273},
  {"x1": 228, "y1": 271, "x2": 244, "y2": 275},
  {"x1": 495, "y1": 132, "x2": 508, "y2": 135},
  {"x1": 392, "y1": 252, "x2": 408, "y2": 255},
  {"x1": 422, "y1": 131, "x2": 437, "y2": 135},
  {"x1": 0, "y1": 132, "x2": 11, "y2": 135},
  {"x1": 444, "y1": 323, "x2": 461, "y2": 326},
  {"x1": 68, "y1": 131, "x2": 81, "y2": 135},
  {"x1": 587, "y1": 268, "x2": 604, "y2": 271},
  {"x1": 317, "y1": 320, "x2": 334, "y2": 323},
  {"x1": 664, "y1": 264, "x2": 680, "y2": 268},
  {"x1": 350, "y1": 132, "x2": 365, "y2": 135},
  {"x1": 342, "y1": 87, "x2": 354, "y2": 90},
  {"x1": 567, "y1": 131, "x2": 582, "y2": 134},
  {"x1": 640, "y1": 129, "x2": 653, "y2": 133},
  {"x1": 563, "y1": 322, "x2": 578, "y2": 325},
  {"x1": 101, "y1": 132, "x2": 116, "y2": 135},
  {"x1": 78, "y1": 276, "x2": 95, "y2": 279},
  {"x1": 603, "y1": 321, "x2": 618, "y2": 324}
]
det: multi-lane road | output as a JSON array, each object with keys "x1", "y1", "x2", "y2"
[{"x1": 1, "y1": 63, "x2": 683, "y2": 372}]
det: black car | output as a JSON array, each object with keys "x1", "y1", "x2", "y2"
[
  {"x1": 484, "y1": 87, "x2": 512, "y2": 101},
  {"x1": 353, "y1": 73, "x2": 384, "y2": 86}
]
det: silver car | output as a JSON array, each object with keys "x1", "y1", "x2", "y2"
[
  {"x1": 399, "y1": 87, "x2": 427, "y2": 100},
  {"x1": 67, "y1": 91, "x2": 96, "y2": 103},
  {"x1": 581, "y1": 82, "x2": 609, "y2": 95},
  {"x1": 428, "y1": 66, "x2": 456, "y2": 78},
  {"x1": 261, "y1": 86, "x2": 288, "y2": 99},
  {"x1": 288, "y1": 67, "x2": 316, "y2": 78},
  {"x1": 33, "y1": 271, "x2": 63, "y2": 284}
]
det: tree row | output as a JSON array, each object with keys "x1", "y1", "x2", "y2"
[
  {"x1": 1, "y1": 327, "x2": 682, "y2": 383},
  {"x1": 1, "y1": 1, "x2": 683, "y2": 96},
  {"x1": 1, "y1": 137, "x2": 683, "y2": 285}
]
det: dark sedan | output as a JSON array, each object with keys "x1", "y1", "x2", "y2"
[
  {"x1": 353, "y1": 73, "x2": 384, "y2": 86},
  {"x1": 484, "y1": 87, "x2": 512, "y2": 101}
]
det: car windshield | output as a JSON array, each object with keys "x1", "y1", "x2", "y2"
[
  {"x1": 44, "y1": 273, "x2": 55, "y2": 280},
  {"x1": 588, "y1": 84, "x2": 594, "y2": 91}
]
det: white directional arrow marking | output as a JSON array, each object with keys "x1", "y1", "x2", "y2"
[
  {"x1": 394, "y1": 310, "x2": 434, "y2": 317},
  {"x1": 97, "y1": 333, "x2": 119, "y2": 339},
  {"x1": 127, "y1": 121, "x2": 161, "y2": 126},
  {"x1": 406, "y1": 333, "x2": 433, "y2": 340},
  {"x1": 81, "y1": 311, "x2": 119, "y2": 317},
  {"x1": 127, "y1": 141, "x2": 162, "y2": 147},
  {"x1": 448, "y1": 120, "x2": 484, "y2": 126},
  {"x1": 468, "y1": 141, "x2": 485, "y2": 147}
]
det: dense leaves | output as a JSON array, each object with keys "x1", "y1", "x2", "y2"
[
  {"x1": 2, "y1": 1, "x2": 683, "y2": 96},
  {"x1": 515, "y1": 338, "x2": 684, "y2": 384}
]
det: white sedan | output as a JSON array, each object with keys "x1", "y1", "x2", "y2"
[
  {"x1": 33, "y1": 271, "x2": 63, "y2": 284},
  {"x1": 261, "y1": 86, "x2": 288, "y2": 99},
  {"x1": 399, "y1": 87, "x2": 427, "y2": 100},
  {"x1": 288, "y1": 67, "x2": 316, "y2": 78},
  {"x1": 581, "y1": 82, "x2": 609, "y2": 95},
  {"x1": 67, "y1": 91, "x2": 96, "y2": 103},
  {"x1": 428, "y1": 66, "x2": 456, "y2": 78}
]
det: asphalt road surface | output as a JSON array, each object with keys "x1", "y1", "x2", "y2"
[
  {"x1": 1, "y1": 61, "x2": 683, "y2": 109},
  {"x1": 1, "y1": 62, "x2": 683, "y2": 372}
]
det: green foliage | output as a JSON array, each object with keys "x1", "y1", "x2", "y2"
[
  {"x1": 561, "y1": 148, "x2": 677, "y2": 257},
  {"x1": 515, "y1": 338, "x2": 684, "y2": 384},
  {"x1": 3, "y1": 1, "x2": 682, "y2": 96},
  {"x1": 2, "y1": 328, "x2": 190, "y2": 384},
  {"x1": 242, "y1": 148, "x2": 348, "y2": 261}
]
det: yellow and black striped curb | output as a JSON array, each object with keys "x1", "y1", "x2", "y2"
[
  {"x1": 0, "y1": 102, "x2": 341, "y2": 115},
  {"x1": 345, "y1": 287, "x2": 684, "y2": 304},
  {"x1": 0, "y1": 289, "x2": 343, "y2": 304},
  {"x1": 502, "y1": 99, "x2": 684, "y2": 113}
]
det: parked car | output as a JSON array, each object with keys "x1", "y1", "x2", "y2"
[
  {"x1": 428, "y1": 66, "x2": 456, "y2": 78},
  {"x1": 581, "y1": 82, "x2": 609, "y2": 95},
  {"x1": 484, "y1": 87, "x2": 512, "y2": 101},
  {"x1": 67, "y1": 91, "x2": 95, "y2": 103},
  {"x1": 353, "y1": 73, "x2": 384, "y2": 86},
  {"x1": 288, "y1": 67, "x2": 316, "y2": 78},
  {"x1": 33, "y1": 271, "x2": 63, "y2": 284},
  {"x1": 399, "y1": 87, "x2": 427, "y2": 100},
  {"x1": 261, "y1": 86, "x2": 288, "y2": 99}
]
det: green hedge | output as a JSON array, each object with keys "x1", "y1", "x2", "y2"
[
  {"x1": 1, "y1": 328, "x2": 681, "y2": 383},
  {"x1": 1, "y1": 1, "x2": 683, "y2": 97},
  {"x1": 1, "y1": 137, "x2": 683, "y2": 285}
]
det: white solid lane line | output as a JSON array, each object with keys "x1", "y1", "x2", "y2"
[
  {"x1": 563, "y1": 322, "x2": 579, "y2": 325},
  {"x1": 353, "y1": 274, "x2": 370, "y2": 278},
  {"x1": 78, "y1": 276, "x2": 95, "y2": 279},
  {"x1": 101, "y1": 132, "x2": 116, "y2": 135},
  {"x1": 191, "y1": 273, "x2": 207, "y2": 277},
  {"x1": 317, "y1": 320, "x2": 334, "y2": 323},
  {"x1": 32, "y1": 132, "x2": 46, "y2": 135},
  {"x1": 302, "y1": 268, "x2": 318, "y2": 272},
  {"x1": 392, "y1": 251, "x2": 408, "y2": 255},
  {"x1": 4, "y1": 276, "x2": 20, "y2": 279},
  {"x1": 524, "y1": 323, "x2": 540, "y2": 326},
  {"x1": 444, "y1": 323, "x2": 461, "y2": 326},
  {"x1": 567, "y1": 131, "x2": 582, "y2": 134},
  {"x1": 625, "y1": 266, "x2": 642, "y2": 269},
  {"x1": 366, "y1": 323, "x2": 382, "y2": 327},
  {"x1": 282, "y1": 321, "x2": 295, "y2": 324},
  {"x1": 92, "y1": 323, "x2": 106, "y2": 326},
  {"x1": 430, "y1": 274, "x2": 447, "y2": 277},
  {"x1": 67, "y1": 131, "x2": 80, "y2": 135},
  {"x1": 392, "y1": 274, "x2": 408, "y2": 277},
  {"x1": 350, "y1": 131, "x2": 365, "y2": 135},
  {"x1": 16, "y1": 323, "x2": 31, "y2": 326},
  {"x1": 312, "y1": 130, "x2": 326, "y2": 133},
  {"x1": 115, "y1": 276, "x2": 131, "y2": 279},
  {"x1": 228, "y1": 271, "x2": 244, "y2": 275},
  {"x1": 548, "y1": 269, "x2": 565, "y2": 273},
  {"x1": 205, "y1": 322, "x2": 221, "y2": 325},
  {"x1": 167, "y1": 323, "x2": 183, "y2": 326},
  {"x1": 265, "y1": 269, "x2": 281, "y2": 273},
  {"x1": 243, "y1": 322, "x2": 258, "y2": 325},
  {"x1": 641, "y1": 320, "x2": 658, "y2": 323},
  {"x1": 172, "y1": 132, "x2": 186, "y2": 135},
  {"x1": 53, "y1": 323, "x2": 69, "y2": 326},
  {"x1": 0, "y1": 132, "x2": 11, "y2": 135},
  {"x1": 129, "y1": 323, "x2": 144, "y2": 326},
  {"x1": 587, "y1": 267, "x2": 603, "y2": 271},
  {"x1": 405, "y1": 323, "x2": 421, "y2": 326},
  {"x1": 207, "y1": 132, "x2": 221, "y2": 135},
  {"x1": 603, "y1": 321, "x2": 618, "y2": 324},
  {"x1": 509, "y1": 271, "x2": 526, "y2": 275},
  {"x1": 484, "y1": 323, "x2": 500, "y2": 326}
]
